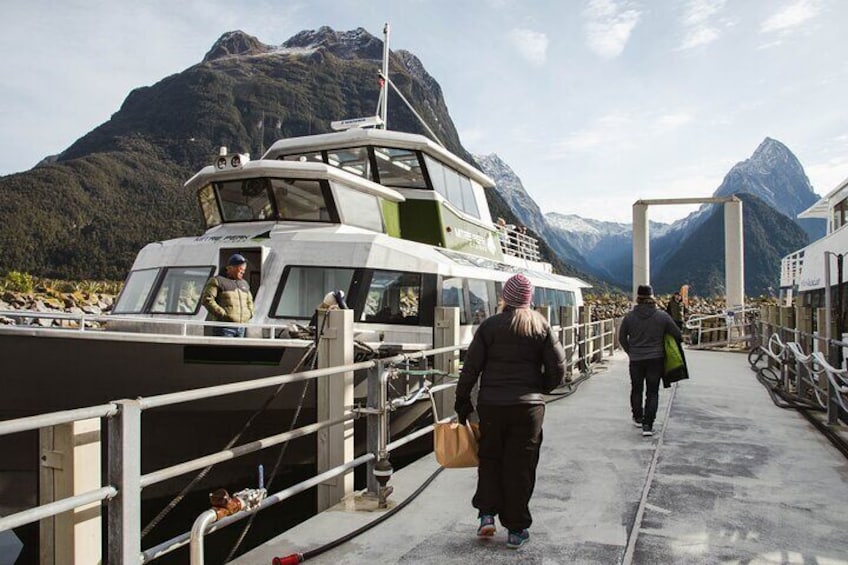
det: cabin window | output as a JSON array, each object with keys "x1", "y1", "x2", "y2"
[
  {"x1": 149, "y1": 267, "x2": 213, "y2": 314},
  {"x1": 441, "y1": 277, "x2": 467, "y2": 324},
  {"x1": 468, "y1": 279, "x2": 495, "y2": 323},
  {"x1": 273, "y1": 266, "x2": 355, "y2": 319},
  {"x1": 422, "y1": 155, "x2": 480, "y2": 219},
  {"x1": 325, "y1": 146, "x2": 372, "y2": 179},
  {"x1": 373, "y1": 146, "x2": 427, "y2": 188},
  {"x1": 215, "y1": 178, "x2": 275, "y2": 222},
  {"x1": 332, "y1": 182, "x2": 384, "y2": 232},
  {"x1": 198, "y1": 184, "x2": 222, "y2": 228},
  {"x1": 833, "y1": 197, "x2": 848, "y2": 231},
  {"x1": 270, "y1": 178, "x2": 332, "y2": 222},
  {"x1": 362, "y1": 270, "x2": 421, "y2": 325},
  {"x1": 113, "y1": 268, "x2": 160, "y2": 314}
]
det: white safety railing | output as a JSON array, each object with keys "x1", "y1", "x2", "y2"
[
  {"x1": 0, "y1": 308, "x2": 308, "y2": 340},
  {"x1": 685, "y1": 307, "x2": 759, "y2": 349},
  {"x1": 494, "y1": 223, "x2": 541, "y2": 261}
]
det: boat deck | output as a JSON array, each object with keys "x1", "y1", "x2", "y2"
[{"x1": 234, "y1": 348, "x2": 848, "y2": 564}]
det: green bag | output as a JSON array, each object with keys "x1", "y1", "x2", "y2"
[{"x1": 662, "y1": 333, "x2": 689, "y2": 388}]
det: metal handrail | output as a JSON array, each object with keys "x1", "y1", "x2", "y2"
[
  {"x1": 0, "y1": 403, "x2": 117, "y2": 437},
  {"x1": 0, "y1": 486, "x2": 117, "y2": 532}
]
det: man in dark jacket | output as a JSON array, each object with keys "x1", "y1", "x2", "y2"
[
  {"x1": 619, "y1": 284, "x2": 681, "y2": 437},
  {"x1": 666, "y1": 291, "x2": 684, "y2": 330},
  {"x1": 201, "y1": 253, "x2": 255, "y2": 337}
]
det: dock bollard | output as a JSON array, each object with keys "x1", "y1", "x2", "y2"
[{"x1": 373, "y1": 457, "x2": 394, "y2": 508}]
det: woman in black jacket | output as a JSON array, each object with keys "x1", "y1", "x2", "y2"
[{"x1": 454, "y1": 273, "x2": 566, "y2": 549}]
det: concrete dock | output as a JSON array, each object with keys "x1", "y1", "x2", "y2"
[{"x1": 235, "y1": 349, "x2": 848, "y2": 564}]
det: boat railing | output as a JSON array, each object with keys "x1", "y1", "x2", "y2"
[
  {"x1": 684, "y1": 307, "x2": 759, "y2": 350},
  {"x1": 780, "y1": 249, "x2": 804, "y2": 288},
  {"x1": 494, "y1": 223, "x2": 541, "y2": 261},
  {"x1": 0, "y1": 307, "x2": 620, "y2": 563},
  {"x1": 0, "y1": 308, "x2": 310, "y2": 340},
  {"x1": 749, "y1": 319, "x2": 848, "y2": 426}
]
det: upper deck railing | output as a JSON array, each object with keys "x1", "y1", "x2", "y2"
[{"x1": 494, "y1": 222, "x2": 540, "y2": 261}]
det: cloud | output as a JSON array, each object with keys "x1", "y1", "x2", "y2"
[
  {"x1": 760, "y1": 0, "x2": 822, "y2": 34},
  {"x1": 676, "y1": 0, "x2": 729, "y2": 50},
  {"x1": 547, "y1": 110, "x2": 692, "y2": 158},
  {"x1": 507, "y1": 28, "x2": 549, "y2": 66},
  {"x1": 582, "y1": 0, "x2": 642, "y2": 59}
]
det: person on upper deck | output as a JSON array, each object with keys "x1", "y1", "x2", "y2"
[
  {"x1": 454, "y1": 273, "x2": 566, "y2": 550},
  {"x1": 619, "y1": 285, "x2": 681, "y2": 437},
  {"x1": 201, "y1": 253, "x2": 254, "y2": 337}
]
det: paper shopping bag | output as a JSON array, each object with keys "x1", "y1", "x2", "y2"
[{"x1": 433, "y1": 421, "x2": 480, "y2": 468}]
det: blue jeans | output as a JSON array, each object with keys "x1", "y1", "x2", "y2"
[{"x1": 213, "y1": 326, "x2": 246, "y2": 338}]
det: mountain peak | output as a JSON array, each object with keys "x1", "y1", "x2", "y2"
[
  {"x1": 282, "y1": 26, "x2": 383, "y2": 60},
  {"x1": 203, "y1": 31, "x2": 272, "y2": 62},
  {"x1": 713, "y1": 137, "x2": 819, "y2": 228}
]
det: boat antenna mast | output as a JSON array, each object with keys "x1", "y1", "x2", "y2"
[{"x1": 374, "y1": 23, "x2": 445, "y2": 147}]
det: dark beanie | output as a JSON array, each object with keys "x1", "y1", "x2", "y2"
[
  {"x1": 503, "y1": 274, "x2": 533, "y2": 308},
  {"x1": 637, "y1": 284, "x2": 653, "y2": 298}
]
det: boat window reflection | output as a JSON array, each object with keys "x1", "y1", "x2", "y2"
[
  {"x1": 362, "y1": 270, "x2": 421, "y2": 325},
  {"x1": 269, "y1": 178, "x2": 331, "y2": 222},
  {"x1": 373, "y1": 146, "x2": 426, "y2": 188},
  {"x1": 216, "y1": 178, "x2": 275, "y2": 221},
  {"x1": 198, "y1": 184, "x2": 222, "y2": 227},
  {"x1": 326, "y1": 146, "x2": 372, "y2": 178},
  {"x1": 441, "y1": 277, "x2": 467, "y2": 324},
  {"x1": 149, "y1": 267, "x2": 213, "y2": 314},
  {"x1": 332, "y1": 182, "x2": 383, "y2": 232},
  {"x1": 274, "y1": 266, "x2": 355, "y2": 319},
  {"x1": 422, "y1": 154, "x2": 480, "y2": 219},
  {"x1": 468, "y1": 278, "x2": 495, "y2": 323},
  {"x1": 113, "y1": 268, "x2": 160, "y2": 314}
]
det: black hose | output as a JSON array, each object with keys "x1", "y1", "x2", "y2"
[{"x1": 298, "y1": 466, "x2": 446, "y2": 561}]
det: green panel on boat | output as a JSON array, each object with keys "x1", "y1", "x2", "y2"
[
  {"x1": 399, "y1": 199, "x2": 444, "y2": 246},
  {"x1": 381, "y1": 200, "x2": 401, "y2": 238}
]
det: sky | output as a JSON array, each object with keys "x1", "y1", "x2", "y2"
[{"x1": 2, "y1": 0, "x2": 847, "y2": 224}]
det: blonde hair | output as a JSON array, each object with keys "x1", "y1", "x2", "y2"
[{"x1": 508, "y1": 307, "x2": 548, "y2": 337}]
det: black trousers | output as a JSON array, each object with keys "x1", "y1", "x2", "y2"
[
  {"x1": 473, "y1": 403, "x2": 545, "y2": 532},
  {"x1": 629, "y1": 357, "x2": 664, "y2": 426}
]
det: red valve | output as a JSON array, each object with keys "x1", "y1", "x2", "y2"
[{"x1": 272, "y1": 553, "x2": 304, "y2": 565}]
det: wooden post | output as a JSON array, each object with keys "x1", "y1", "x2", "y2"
[
  {"x1": 433, "y1": 307, "x2": 460, "y2": 425},
  {"x1": 316, "y1": 308, "x2": 354, "y2": 511},
  {"x1": 39, "y1": 419, "x2": 102, "y2": 565},
  {"x1": 561, "y1": 307, "x2": 575, "y2": 376}
]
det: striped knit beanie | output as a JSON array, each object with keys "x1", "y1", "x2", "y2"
[{"x1": 502, "y1": 274, "x2": 533, "y2": 308}]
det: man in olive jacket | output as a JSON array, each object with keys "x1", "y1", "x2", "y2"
[
  {"x1": 201, "y1": 253, "x2": 255, "y2": 337},
  {"x1": 619, "y1": 285, "x2": 681, "y2": 437}
]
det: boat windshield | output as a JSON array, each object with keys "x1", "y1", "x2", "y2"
[
  {"x1": 198, "y1": 178, "x2": 332, "y2": 227},
  {"x1": 114, "y1": 266, "x2": 213, "y2": 315}
]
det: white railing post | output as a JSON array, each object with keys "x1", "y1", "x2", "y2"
[
  {"x1": 106, "y1": 400, "x2": 142, "y2": 565},
  {"x1": 316, "y1": 308, "x2": 354, "y2": 511}
]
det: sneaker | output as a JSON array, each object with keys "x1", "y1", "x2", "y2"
[
  {"x1": 477, "y1": 514, "x2": 496, "y2": 537},
  {"x1": 506, "y1": 529, "x2": 530, "y2": 549},
  {"x1": 632, "y1": 416, "x2": 643, "y2": 427},
  {"x1": 642, "y1": 426, "x2": 654, "y2": 437}
]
